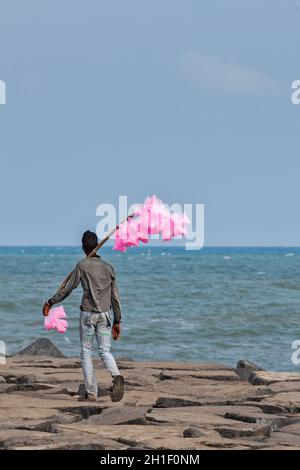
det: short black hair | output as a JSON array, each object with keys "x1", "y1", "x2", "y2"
[{"x1": 82, "y1": 230, "x2": 98, "y2": 254}]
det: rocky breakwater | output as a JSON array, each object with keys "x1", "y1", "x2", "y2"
[{"x1": 0, "y1": 339, "x2": 300, "y2": 449}]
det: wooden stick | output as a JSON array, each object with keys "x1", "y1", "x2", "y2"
[{"x1": 59, "y1": 213, "x2": 135, "y2": 290}]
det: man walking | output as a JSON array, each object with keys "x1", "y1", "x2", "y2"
[{"x1": 42, "y1": 231, "x2": 124, "y2": 402}]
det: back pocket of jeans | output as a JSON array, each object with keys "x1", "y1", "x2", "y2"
[{"x1": 83, "y1": 312, "x2": 91, "y2": 327}]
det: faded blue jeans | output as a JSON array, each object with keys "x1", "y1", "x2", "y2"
[{"x1": 79, "y1": 310, "x2": 120, "y2": 396}]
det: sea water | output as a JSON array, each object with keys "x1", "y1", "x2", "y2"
[{"x1": 1, "y1": 246, "x2": 300, "y2": 371}]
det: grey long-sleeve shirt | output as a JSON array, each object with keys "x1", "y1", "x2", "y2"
[{"x1": 48, "y1": 256, "x2": 122, "y2": 324}]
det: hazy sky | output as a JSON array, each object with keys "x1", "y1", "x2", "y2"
[{"x1": 0, "y1": 0, "x2": 300, "y2": 246}]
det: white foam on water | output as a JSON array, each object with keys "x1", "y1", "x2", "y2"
[
  {"x1": 285, "y1": 253, "x2": 294, "y2": 257},
  {"x1": 224, "y1": 256, "x2": 231, "y2": 260}
]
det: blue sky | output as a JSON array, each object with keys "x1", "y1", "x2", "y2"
[{"x1": 0, "y1": 0, "x2": 300, "y2": 246}]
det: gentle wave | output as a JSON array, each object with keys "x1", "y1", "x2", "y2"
[{"x1": 0, "y1": 300, "x2": 17, "y2": 311}]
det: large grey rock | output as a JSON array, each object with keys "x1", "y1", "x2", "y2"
[
  {"x1": 15, "y1": 338, "x2": 65, "y2": 358},
  {"x1": 236, "y1": 360, "x2": 264, "y2": 381}
]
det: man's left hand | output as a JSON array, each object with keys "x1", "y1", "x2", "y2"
[{"x1": 112, "y1": 323, "x2": 121, "y2": 340}]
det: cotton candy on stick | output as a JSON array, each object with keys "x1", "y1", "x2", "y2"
[
  {"x1": 114, "y1": 218, "x2": 143, "y2": 251},
  {"x1": 113, "y1": 195, "x2": 190, "y2": 252},
  {"x1": 44, "y1": 306, "x2": 68, "y2": 333}
]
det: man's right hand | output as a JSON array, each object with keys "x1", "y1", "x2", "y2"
[
  {"x1": 42, "y1": 302, "x2": 51, "y2": 317},
  {"x1": 112, "y1": 324, "x2": 121, "y2": 341}
]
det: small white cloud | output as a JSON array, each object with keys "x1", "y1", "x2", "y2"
[{"x1": 180, "y1": 50, "x2": 279, "y2": 95}]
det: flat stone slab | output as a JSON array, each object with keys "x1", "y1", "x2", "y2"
[
  {"x1": 87, "y1": 406, "x2": 149, "y2": 425},
  {"x1": 250, "y1": 371, "x2": 300, "y2": 385},
  {"x1": 155, "y1": 381, "x2": 267, "y2": 403},
  {"x1": 262, "y1": 391, "x2": 300, "y2": 412},
  {"x1": 147, "y1": 405, "x2": 274, "y2": 434},
  {"x1": 54, "y1": 422, "x2": 267, "y2": 450},
  {"x1": 119, "y1": 361, "x2": 232, "y2": 371},
  {"x1": 0, "y1": 429, "x2": 61, "y2": 449},
  {"x1": 1, "y1": 348, "x2": 300, "y2": 449},
  {"x1": 158, "y1": 369, "x2": 239, "y2": 381},
  {"x1": 268, "y1": 381, "x2": 300, "y2": 394},
  {"x1": 261, "y1": 431, "x2": 300, "y2": 448}
]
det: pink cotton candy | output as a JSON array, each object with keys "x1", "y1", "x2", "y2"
[
  {"x1": 113, "y1": 195, "x2": 190, "y2": 252},
  {"x1": 114, "y1": 219, "x2": 141, "y2": 251},
  {"x1": 44, "y1": 306, "x2": 68, "y2": 333}
]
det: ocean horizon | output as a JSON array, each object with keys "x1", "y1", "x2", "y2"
[{"x1": 1, "y1": 245, "x2": 300, "y2": 372}]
